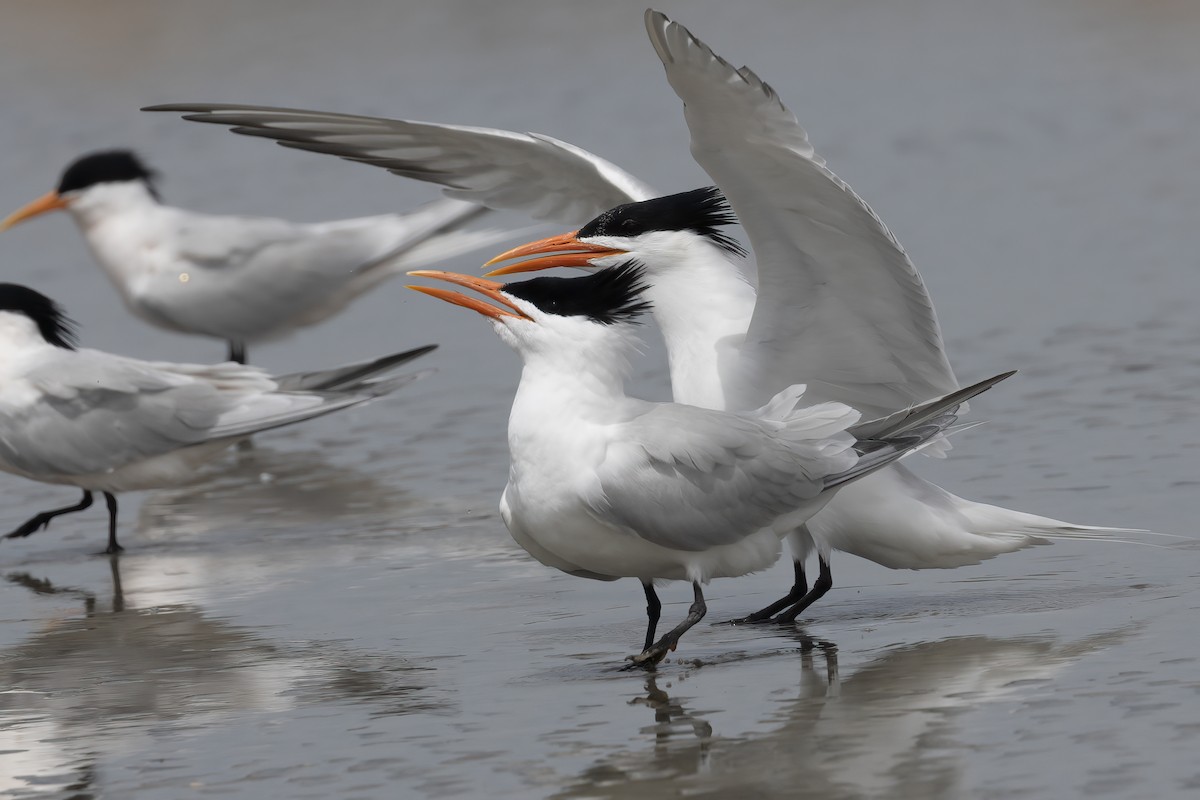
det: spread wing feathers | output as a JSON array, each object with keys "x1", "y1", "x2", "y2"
[
  {"x1": 585, "y1": 396, "x2": 861, "y2": 552},
  {"x1": 140, "y1": 199, "x2": 488, "y2": 340},
  {"x1": 273, "y1": 344, "x2": 437, "y2": 392},
  {"x1": 0, "y1": 350, "x2": 415, "y2": 477},
  {"x1": 645, "y1": 11, "x2": 958, "y2": 416},
  {"x1": 144, "y1": 104, "x2": 657, "y2": 226}
]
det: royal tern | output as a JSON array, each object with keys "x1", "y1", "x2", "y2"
[
  {"x1": 0, "y1": 150, "x2": 503, "y2": 364},
  {"x1": 407, "y1": 264, "x2": 1011, "y2": 667},
  {"x1": 145, "y1": 12, "x2": 1134, "y2": 624},
  {"x1": 483, "y1": 13, "x2": 1139, "y2": 622},
  {"x1": 0, "y1": 282, "x2": 436, "y2": 553}
]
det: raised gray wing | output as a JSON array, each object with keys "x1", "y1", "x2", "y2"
[
  {"x1": 586, "y1": 400, "x2": 860, "y2": 552},
  {"x1": 143, "y1": 104, "x2": 656, "y2": 226},
  {"x1": 645, "y1": 11, "x2": 959, "y2": 417}
]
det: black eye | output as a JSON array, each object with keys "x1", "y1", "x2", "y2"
[{"x1": 621, "y1": 218, "x2": 639, "y2": 232}]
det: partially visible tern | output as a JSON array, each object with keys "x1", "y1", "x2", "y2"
[
  {"x1": 0, "y1": 150, "x2": 506, "y2": 363},
  {"x1": 145, "y1": 11, "x2": 1134, "y2": 623},
  {"x1": 0, "y1": 282, "x2": 436, "y2": 553},
  {"x1": 408, "y1": 264, "x2": 1012, "y2": 667}
]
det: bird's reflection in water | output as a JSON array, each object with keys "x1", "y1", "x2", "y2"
[
  {"x1": 136, "y1": 445, "x2": 411, "y2": 540},
  {"x1": 0, "y1": 556, "x2": 433, "y2": 798},
  {"x1": 556, "y1": 629, "x2": 1127, "y2": 800},
  {"x1": 134, "y1": 445, "x2": 496, "y2": 554}
]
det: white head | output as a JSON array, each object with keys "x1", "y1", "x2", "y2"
[
  {"x1": 0, "y1": 150, "x2": 161, "y2": 232},
  {"x1": 407, "y1": 263, "x2": 652, "y2": 376},
  {"x1": 483, "y1": 186, "x2": 746, "y2": 280}
]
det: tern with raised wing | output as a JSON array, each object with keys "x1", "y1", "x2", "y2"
[
  {"x1": 0, "y1": 282, "x2": 436, "y2": 553},
  {"x1": 146, "y1": 11, "x2": 1134, "y2": 624},
  {"x1": 0, "y1": 150, "x2": 505, "y2": 364},
  {"x1": 408, "y1": 264, "x2": 1011, "y2": 667}
]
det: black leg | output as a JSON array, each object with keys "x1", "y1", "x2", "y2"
[
  {"x1": 228, "y1": 340, "x2": 247, "y2": 364},
  {"x1": 773, "y1": 556, "x2": 832, "y2": 624},
  {"x1": 103, "y1": 492, "x2": 123, "y2": 554},
  {"x1": 642, "y1": 581, "x2": 662, "y2": 652},
  {"x1": 732, "y1": 559, "x2": 809, "y2": 624},
  {"x1": 624, "y1": 581, "x2": 707, "y2": 670},
  {"x1": 5, "y1": 490, "x2": 94, "y2": 540}
]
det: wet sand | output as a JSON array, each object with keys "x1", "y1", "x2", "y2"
[{"x1": 2, "y1": 1, "x2": 1199, "y2": 797}]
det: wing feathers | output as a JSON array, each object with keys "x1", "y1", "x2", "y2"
[
  {"x1": 145, "y1": 104, "x2": 656, "y2": 226},
  {"x1": 645, "y1": 11, "x2": 959, "y2": 415}
]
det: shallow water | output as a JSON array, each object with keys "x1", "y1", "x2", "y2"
[{"x1": 1, "y1": 1, "x2": 1199, "y2": 797}]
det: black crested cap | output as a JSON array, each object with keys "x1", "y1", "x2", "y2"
[
  {"x1": 0, "y1": 283, "x2": 78, "y2": 349},
  {"x1": 576, "y1": 186, "x2": 746, "y2": 257},
  {"x1": 502, "y1": 261, "x2": 652, "y2": 325},
  {"x1": 57, "y1": 150, "x2": 160, "y2": 199}
]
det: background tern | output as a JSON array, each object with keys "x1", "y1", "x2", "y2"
[
  {"x1": 0, "y1": 150, "x2": 509, "y2": 364},
  {"x1": 408, "y1": 263, "x2": 1012, "y2": 668},
  {"x1": 145, "y1": 10, "x2": 1136, "y2": 623},
  {"x1": 0, "y1": 282, "x2": 436, "y2": 553}
]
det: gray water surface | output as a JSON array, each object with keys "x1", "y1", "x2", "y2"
[{"x1": 2, "y1": 1, "x2": 1199, "y2": 797}]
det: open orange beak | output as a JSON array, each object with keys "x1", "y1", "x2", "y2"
[
  {"x1": 0, "y1": 191, "x2": 70, "y2": 231},
  {"x1": 406, "y1": 270, "x2": 531, "y2": 322},
  {"x1": 483, "y1": 231, "x2": 627, "y2": 276}
]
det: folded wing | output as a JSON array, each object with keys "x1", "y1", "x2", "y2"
[{"x1": 586, "y1": 400, "x2": 860, "y2": 552}]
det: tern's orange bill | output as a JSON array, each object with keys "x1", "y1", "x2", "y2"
[
  {"x1": 483, "y1": 231, "x2": 627, "y2": 276},
  {"x1": 406, "y1": 270, "x2": 530, "y2": 321},
  {"x1": 0, "y1": 191, "x2": 69, "y2": 231}
]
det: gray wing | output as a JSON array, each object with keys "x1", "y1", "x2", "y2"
[
  {"x1": 272, "y1": 344, "x2": 437, "y2": 392},
  {"x1": 0, "y1": 351, "x2": 422, "y2": 478},
  {"x1": 141, "y1": 202, "x2": 480, "y2": 340},
  {"x1": 143, "y1": 104, "x2": 656, "y2": 226},
  {"x1": 0, "y1": 351, "x2": 229, "y2": 476},
  {"x1": 646, "y1": 12, "x2": 958, "y2": 417},
  {"x1": 586, "y1": 401, "x2": 859, "y2": 552}
]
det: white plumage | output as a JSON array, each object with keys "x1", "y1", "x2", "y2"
[
  {"x1": 408, "y1": 265, "x2": 1008, "y2": 667},
  {"x1": 0, "y1": 283, "x2": 435, "y2": 553},
  {"x1": 147, "y1": 11, "x2": 1136, "y2": 623},
  {"x1": 0, "y1": 150, "x2": 508, "y2": 363}
]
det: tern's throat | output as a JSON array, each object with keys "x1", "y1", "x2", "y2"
[
  {"x1": 641, "y1": 242, "x2": 756, "y2": 411},
  {"x1": 507, "y1": 321, "x2": 639, "y2": 447}
]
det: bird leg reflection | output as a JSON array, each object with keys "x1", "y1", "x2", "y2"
[
  {"x1": 772, "y1": 556, "x2": 832, "y2": 625},
  {"x1": 4, "y1": 489, "x2": 95, "y2": 541},
  {"x1": 227, "y1": 339, "x2": 247, "y2": 364},
  {"x1": 625, "y1": 581, "x2": 706, "y2": 670},
  {"x1": 635, "y1": 676, "x2": 715, "y2": 745},
  {"x1": 731, "y1": 559, "x2": 809, "y2": 624}
]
